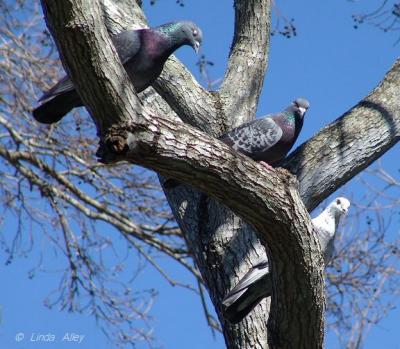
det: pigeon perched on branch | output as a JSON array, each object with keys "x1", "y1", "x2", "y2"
[
  {"x1": 222, "y1": 197, "x2": 350, "y2": 324},
  {"x1": 219, "y1": 97, "x2": 310, "y2": 169},
  {"x1": 32, "y1": 21, "x2": 202, "y2": 124},
  {"x1": 163, "y1": 98, "x2": 310, "y2": 189}
]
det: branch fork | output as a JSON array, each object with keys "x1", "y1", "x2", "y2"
[{"x1": 37, "y1": 1, "x2": 400, "y2": 348}]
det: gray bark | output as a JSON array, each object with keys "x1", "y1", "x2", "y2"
[
  {"x1": 282, "y1": 60, "x2": 400, "y2": 209},
  {"x1": 39, "y1": 0, "x2": 400, "y2": 349}
]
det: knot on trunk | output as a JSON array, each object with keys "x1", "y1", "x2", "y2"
[
  {"x1": 96, "y1": 127, "x2": 129, "y2": 163},
  {"x1": 106, "y1": 134, "x2": 128, "y2": 154}
]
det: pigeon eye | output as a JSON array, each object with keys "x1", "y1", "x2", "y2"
[
  {"x1": 336, "y1": 199, "x2": 341, "y2": 205},
  {"x1": 193, "y1": 29, "x2": 198, "y2": 37}
]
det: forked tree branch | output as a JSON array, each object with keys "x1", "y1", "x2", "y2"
[
  {"x1": 38, "y1": 0, "x2": 400, "y2": 348},
  {"x1": 99, "y1": 0, "x2": 400, "y2": 210},
  {"x1": 41, "y1": 0, "x2": 325, "y2": 347}
]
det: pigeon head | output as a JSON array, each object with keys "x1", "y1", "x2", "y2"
[
  {"x1": 292, "y1": 98, "x2": 310, "y2": 118},
  {"x1": 330, "y1": 197, "x2": 350, "y2": 216},
  {"x1": 181, "y1": 21, "x2": 203, "y2": 53},
  {"x1": 157, "y1": 21, "x2": 203, "y2": 53}
]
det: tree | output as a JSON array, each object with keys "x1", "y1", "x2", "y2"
[{"x1": 1, "y1": 0, "x2": 399, "y2": 348}]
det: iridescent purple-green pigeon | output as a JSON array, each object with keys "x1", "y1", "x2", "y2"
[{"x1": 32, "y1": 21, "x2": 202, "y2": 124}]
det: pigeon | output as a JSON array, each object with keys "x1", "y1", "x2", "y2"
[
  {"x1": 163, "y1": 98, "x2": 310, "y2": 189},
  {"x1": 32, "y1": 21, "x2": 203, "y2": 124},
  {"x1": 311, "y1": 197, "x2": 351, "y2": 265},
  {"x1": 222, "y1": 197, "x2": 350, "y2": 324},
  {"x1": 219, "y1": 97, "x2": 310, "y2": 169}
]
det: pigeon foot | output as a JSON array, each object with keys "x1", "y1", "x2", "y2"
[{"x1": 259, "y1": 161, "x2": 273, "y2": 170}]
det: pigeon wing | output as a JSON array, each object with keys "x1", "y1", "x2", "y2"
[
  {"x1": 38, "y1": 76, "x2": 74, "y2": 102},
  {"x1": 36, "y1": 30, "x2": 141, "y2": 103},
  {"x1": 112, "y1": 29, "x2": 142, "y2": 65},
  {"x1": 312, "y1": 219, "x2": 335, "y2": 266},
  {"x1": 219, "y1": 116, "x2": 283, "y2": 158},
  {"x1": 222, "y1": 259, "x2": 269, "y2": 307},
  {"x1": 323, "y1": 239, "x2": 335, "y2": 265}
]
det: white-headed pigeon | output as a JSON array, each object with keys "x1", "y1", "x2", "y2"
[
  {"x1": 33, "y1": 21, "x2": 202, "y2": 124},
  {"x1": 223, "y1": 197, "x2": 350, "y2": 324}
]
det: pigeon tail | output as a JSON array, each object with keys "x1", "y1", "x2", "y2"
[
  {"x1": 32, "y1": 90, "x2": 82, "y2": 124},
  {"x1": 224, "y1": 293, "x2": 264, "y2": 324},
  {"x1": 223, "y1": 275, "x2": 271, "y2": 324}
]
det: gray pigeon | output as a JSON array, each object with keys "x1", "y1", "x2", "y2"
[
  {"x1": 219, "y1": 98, "x2": 310, "y2": 168},
  {"x1": 223, "y1": 197, "x2": 350, "y2": 324},
  {"x1": 163, "y1": 98, "x2": 309, "y2": 189},
  {"x1": 33, "y1": 21, "x2": 202, "y2": 124}
]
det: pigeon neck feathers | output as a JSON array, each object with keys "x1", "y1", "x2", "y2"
[
  {"x1": 313, "y1": 207, "x2": 337, "y2": 238},
  {"x1": 283, "y1": 104, "x2": 304, "y2": 127},
  {"x1": 272, "y1": 105, "x2": 305, "y2": 147},
  {"x1": 281, "y1": 97, "x2": 309, "y2": 134},
  {"x1": 153, "y1": 21, "x2": 201, "y2": 57}
]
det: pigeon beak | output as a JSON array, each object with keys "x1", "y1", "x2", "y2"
[
  {"x1": 298, "y1": 106, "x2": 307, "y2": 117},
  {"x1": 193, "y1": 41, "x2": 201, "y2": 54}
]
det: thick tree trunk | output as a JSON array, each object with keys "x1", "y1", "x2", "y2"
[{"x1": 39, "y1": 1, "x2": 400, "y2": 349}]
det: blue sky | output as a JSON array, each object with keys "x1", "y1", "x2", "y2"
[{"x1": 1, "y1": 1, "x2": 399, "y2": 348}]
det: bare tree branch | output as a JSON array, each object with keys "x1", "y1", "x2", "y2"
[
  {"x1": 220, "y1": 0, "x2": 272, "y2": 127},
  {"x1": 283, "y1": 58, "x2": 400, "y2": 210}
]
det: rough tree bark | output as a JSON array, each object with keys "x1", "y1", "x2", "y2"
[{"x1": 39, "y1": 0, "x2": 400, "y2": 348}]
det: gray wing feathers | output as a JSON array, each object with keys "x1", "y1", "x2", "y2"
[
  {"x1": 38, "y1": 30, "x2": 141, "y2": 103},
  {"x1": 222, "y1": 260, "x2": 269, "y2": 307},
  {"x1": 39, "y1": 76, "x2": 74, "y2": 102},
  {"x1": 323, "y1": 238, "x2": 335, "y2": 265},
  {"x1": 313, "y1": 225, "x2": 335, "y2": 265},
  {"x1": 221, "y1": 117, "x2": 282, "y2": 156}
]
